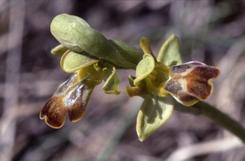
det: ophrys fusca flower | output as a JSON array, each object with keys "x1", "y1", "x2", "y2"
[
  {"x1": 165, "y1": 61, "x2": 220, "y2": 106},
  {"x1": 40, "y1": 74, "x2": 93, "y2": 128}
]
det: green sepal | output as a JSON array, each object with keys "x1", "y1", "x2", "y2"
[
  {"x1": 102, "y1": 67, "x2": 120, "y2": 95},
  {"x1": 136, "y1": 96, "x2": 174, "y2": 142},
  {"x1": 134, "y1": 55, "x2": 155, "y2": 85},
  {"x1": 60, "y1": 51, "x2": 98, "y2": 73},
  {"x1": 51, "y1": 44, "x2": 68, "y2": 56},
  {"x1": 157, "y1": 34, "x2": 182, "y2": 66}
]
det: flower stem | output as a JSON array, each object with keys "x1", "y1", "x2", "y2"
[{"x1": 175, "y1": 101, "x2": 245, "y2": 143}]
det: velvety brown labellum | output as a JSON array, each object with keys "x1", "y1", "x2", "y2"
[
  {"x1": 40, "y1": 96, "x2": 67, "y2": 129},
  {"x1": 165, "y1": 61, "x2": 219, "y2": 106},
  {"x1": 40, "y1": 75, "x2": 88, "y2": 129},
  {"x1": 186, "y1": 66, "x2": 219, "y2": 99},
  {"x1": 64, "y1": 84, "x2": 86, "y2": 122}
]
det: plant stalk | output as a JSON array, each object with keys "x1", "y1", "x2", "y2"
[{"x1": 175, "y1": 101, "x2": 245, "y2": 143}]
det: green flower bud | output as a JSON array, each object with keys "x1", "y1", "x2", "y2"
[{"x1": 50, "y1": 14, "x2": 142, "y2": 69}]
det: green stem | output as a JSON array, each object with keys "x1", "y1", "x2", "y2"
[{"x1": 175, "y1": 101, "x2": 245, "y2": 142}]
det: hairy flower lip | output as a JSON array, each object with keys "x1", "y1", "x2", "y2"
[
  {"x1": 64, "y1": 84, "x2": 86, "y2": 123},
  {"x1": 186, "y1": 65, "x2": 220, "y2": 100},
  {"x1": 40, "y1": 92, "x2": 86, "y2": 128},
  {"x1": 40, "y1": 75, "x2": 89, "y2": 129},
  {"x1": 40, "y1": 96, "x2": 67, "y2": 129},
  {"x1": 164, "y1": 61, "x2": 220, "y2": 106}
]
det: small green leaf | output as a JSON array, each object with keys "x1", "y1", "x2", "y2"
[
  {"x1": 134, "y1": 55, "x2": 155, "y2": 85},
  {"x1": 136, "y1": 96, "x2": 173, "y2": 142},
  {"x1": 102, "y1": 67, "x2": 120, "y2": 94},
  {"x1": 60, "y1": 51, "x2": 98, "y2": 73},
  {"x1": 51, "y1": 44, "x2": 68, "y2": 56},
  {"x1": 157, "y1": 34, "x2": 182, "y2": 66}
]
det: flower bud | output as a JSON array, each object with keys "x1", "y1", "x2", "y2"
[{"x1": 50, "y1": 14, "x2": 142, "y2": 69}]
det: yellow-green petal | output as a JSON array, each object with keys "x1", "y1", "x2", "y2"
[
  {"x1": 60, "y1": 51, "x2": 98, "y2": 73},
  {"x1": 51, "y1": 44, "x2": 68, "y2": 56},
  {"x1": 102, "y1": 67, "x2": 120, "y2": 95},
  {"x1": 134, "y1": 55, "x2": 155, "y2": 85},
  {"x1": 139, "y1": 37, "x2": 153, "y2": 56}
]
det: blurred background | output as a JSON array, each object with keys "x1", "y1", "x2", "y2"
[{"x1": 0, "y1": 0, "x2": 245, "y2": 161}]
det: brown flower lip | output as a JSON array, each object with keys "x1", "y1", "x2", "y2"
[
  {"x1": 40, "y1": 75, "x2": 87, "y2": 129},
  {"x1": 40, "y1": 96, "x2": 67, "y2": 129},
  {"x1": 165, "y1": 61, "x2": 220, "y2": 106}
]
